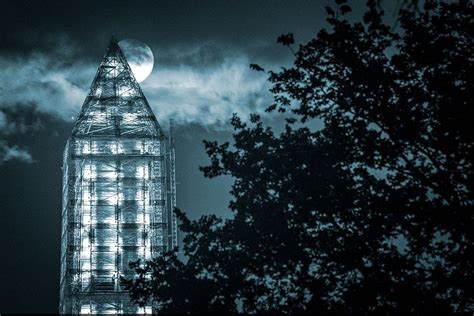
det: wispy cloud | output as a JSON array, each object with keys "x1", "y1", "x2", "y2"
[
  {"x1": 0, "y1": 109, "x2": 39, "y2": 164},
  {"x1": 0, "y1": 36, "x2": 276, "y2": 163},
  {"x1": 0, "y1": 141, "x2": 33, "y2": 164},
  {"x1": 0, "y1": 37, "x2": 273, "y2": 126},
  {"x1": 143, "y1": 56, "x2": 271, "y2": 126},
  {"x1": 0, "y1": 51, "x2": 93, "y2": 120}
]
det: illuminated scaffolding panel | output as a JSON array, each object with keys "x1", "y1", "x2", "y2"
[
  {"x1": 59, "y1": 37, "x2": 177, "y2": 314},
  {"x1": 166, "y1": 119, "x2": 178, "y2": 249}
]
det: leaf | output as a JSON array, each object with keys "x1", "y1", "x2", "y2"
[
  {"x1": 325, "y1": 6, "x2": 335, "y2": 17},
  {"x1": 250, "y1": 63, "x2": 265, "y2": 72},
  {"x1": 266, "y1": 104, "x2": 277, "y2": 112},
  {"x1": 277, "y1": 33, "x2": 295, "y2": 46},
  {"x1": 340, "y1": 4, "x2": 352, "y2": 15}
]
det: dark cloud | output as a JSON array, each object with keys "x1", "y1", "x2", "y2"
[
  {"x1": 1, "y1": 0, "x2": 331, "y2": 57},
  {"x1": 0, "y1": 48, "x2": 93, "y2": 120},
  {"x1": 0, "y1": 107, "x2": 45, "y2": 164},
  {"x1": 0, "y1": 142, "x2": 33, "y2": 164}
]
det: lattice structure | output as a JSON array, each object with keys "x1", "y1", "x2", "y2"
[{"x1": 59, "y1": 37, "x2": 177, "y2": 314}]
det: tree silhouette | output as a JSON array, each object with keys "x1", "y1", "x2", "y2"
[{"x1": 123, "y1": 0, "x2": 473, "y2": 313}]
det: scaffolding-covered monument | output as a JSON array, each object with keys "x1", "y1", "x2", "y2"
[{"x1": 59, "y1": 37, "x2": 177, "y2": 314}]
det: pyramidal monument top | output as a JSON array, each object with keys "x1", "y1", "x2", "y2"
[{"x1": 72, "y1": 36, "x2": 160, "y2": 138}]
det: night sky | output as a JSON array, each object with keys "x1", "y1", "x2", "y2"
[{"x1": 0, "y1": 0, "x2": 393, "y2": 312}]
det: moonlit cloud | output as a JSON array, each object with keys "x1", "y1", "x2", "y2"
[
  {"x1": 0, "y1": 52, "x2": 93, "y2": 120},
  {"x1": 0, "y1": 108, "x2": 41, "y2": 164},
  {"x1": 0, "y1": 141, "x2": 33, "y2": 164},
  {"x1": 0, "y1": 38, "x2": 274, "y2": 127},
  {"x1": 0, "y1": 37, "x2": 278, "y2": 163},
  {"x1": 142, "y1": 56, "x2": 271, "y2": 126},
  {"x1": 0, "y1": 115, "x2": 33, "y2": 164}
]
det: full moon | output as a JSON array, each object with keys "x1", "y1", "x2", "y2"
[{"x1": 118, "y1": 39, "x2": 154, "y2": 83}]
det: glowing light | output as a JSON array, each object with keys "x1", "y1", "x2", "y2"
[
  {"x1": 107, "y1": 193, "x2": 122, "y2": 205},
  {"x1": 81, "y1": 261, "x2": 91, "y2": 270},
  {"x1": 103, "y1": 171, "x2": 117, "y2": 179},
  {"x1": 82, "y1": 142, "x2": 91, "y2": 154},
  {"x1": 111, "y1": 142, "x2": 123, "y2": 155},
  {"x1": 94, "y1": 87, "x2": 102, "y2": 96},
  {"x1": 123, "y1": 113, "x2": 138, "y2": 122},
  {"x1": 82, "y1": 192, "x2": 91, "y2": 204},
  {"x1": 83, "y1": 165, "x2": 96, "y2": 179},
  {"x1": 137, "y1": 213, "x2": 150, "y2": 225},
  {"x1": 118, "y1": 85, "x2": 135, "y2": 97},
  {"x1": 88, "y1": 111, "x2": 107, "y2": 123},
  {"x1": 81, "y1": 305, "x2": 91, "y2": 314},
  {"x1": 138, "y1": 306, "x2": 153, "y2": 314},
  {"x1": 102, "y1": 217, "x2": 116, "y2": 224},
  {"x1": 136, "y1": 165, "x2": 148, "y2": 179}
]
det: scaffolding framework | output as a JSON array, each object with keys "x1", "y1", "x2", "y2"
[{"x1": 59, "y1": 37, "x2": 177, "y2": 314}]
